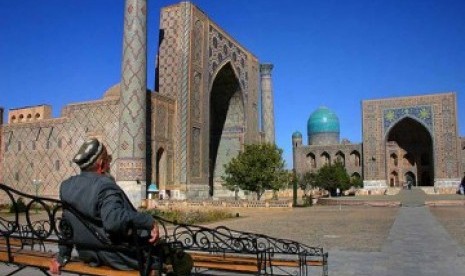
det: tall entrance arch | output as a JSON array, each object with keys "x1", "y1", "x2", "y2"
[
  {"x1": 155, "y1": 2, "x2": 268, "y2": 199},
  {"x1": 209, "y1": 63, "x2": 245, "y2": 196},
  {"x1": 385, "y1": 117, "x2": 433, "y2": 186}
]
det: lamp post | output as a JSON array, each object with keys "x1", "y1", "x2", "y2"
[{"x1": 32, "y1": 179, "x2": 41, "y2": 213}]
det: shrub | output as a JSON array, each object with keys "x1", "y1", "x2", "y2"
[{"x1": 145, "y1": 209, "x2": 234, "y2": 224}]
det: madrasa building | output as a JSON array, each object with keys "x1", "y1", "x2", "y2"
[
  {"x1": 292, "y1": 92, "x2": 465, "y2": 193},
  {"x1": 0, "y1": 1, "x2": 276, "y2": 205}
]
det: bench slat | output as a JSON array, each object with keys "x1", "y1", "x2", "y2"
[
  {"x1": 9, "y1": 251, "x2": 139, "y2": 276},
  {"x1": 193, "y1": 261, "x2": 260, "y2": 273},
  {"x1": 270, "y1": 259, "x2": 325, "y2": 267},
  {"x1": 63, "y1": 262, "x2": 140, "y2": 276},
  {"x1": 0, "y1": 251, "x2": 10, "y2": 262},
  {"x1": 190, "y1": 253, "x2": 261, "y2": 264},
  {"x1": 0, "y1": 237, "x2": 23, "y2": 248}
]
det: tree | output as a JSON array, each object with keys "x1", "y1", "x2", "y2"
[
  {"x1": 314, "y1": 161, "x2": 350, "y2": 195},
  {"x1": 222, "y1": 143, "x2": 289, "y2": 200},
  {"x1": 350, "y1": 175, "x2": 363, "y2": 188},
  {"x1": 298, "y1": 171, "x2": 318, "y2": 197}
]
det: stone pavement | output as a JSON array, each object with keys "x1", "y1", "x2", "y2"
[
  {"x1": 2, "y1": 188, "x2": 465, "y2": 275},
  {"x1": 330, "y1": 188, "x2": 465, "y2": 276}
]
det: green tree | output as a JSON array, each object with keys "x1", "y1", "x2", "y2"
[
  {"x1": 350, "y1": 174, "x2": 364, "y2": 188},
  {"x1": 314, "y1": 161, "x2": 350, "y2": 195},
  {"x1": 222, "y1": 143, "x2": 289, "y2": 200},
  {"x1": 298, "y1": 171, "x2": 318, "y2": 197}
]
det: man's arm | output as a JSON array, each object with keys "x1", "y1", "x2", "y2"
[{"x1": 99, "y1": 186, "x2": 155, "y2": 234}]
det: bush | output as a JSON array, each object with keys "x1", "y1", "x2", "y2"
[
  {"x1": 145, "y1": 209, "x2": 234, "y2": 224},
  {"x1": 9, "y1": 197, "x2": 27, "y2": 213}
]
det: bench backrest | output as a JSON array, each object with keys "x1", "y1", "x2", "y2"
[
  {"x1": 0, "y1": 183, "x2": 169, "y2": 274},
  {"x1": 212, "y1": 225, "x2": 326, "y2": 257}
]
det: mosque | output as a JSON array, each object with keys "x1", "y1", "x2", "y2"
[
  {"x1": 0, "y1": 1, "x2": 275, "y2": 205},
  {"x1": 292, "y1": 92, "x2": 465, "y2": 193}
]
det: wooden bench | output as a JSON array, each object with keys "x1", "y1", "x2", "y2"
[
  {"x1": 0, "y1": 183, "x2": 168, "y2": 276},
  {"x1": 210, "y1": 226, "x2": 329, "y2": 276},
  {"x1": 161, "y1": 219, "x2": 328, "y2": 276},
  {"x1": 0, "y1": 183, "x2": 328, "y2": 275},
  {"x1": 190, "y1": 251, "x2": 266, "y2": 274}
]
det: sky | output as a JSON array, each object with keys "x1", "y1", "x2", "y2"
[{"x1": 1, "y1": 0, "x2": 465, "y2": 168}]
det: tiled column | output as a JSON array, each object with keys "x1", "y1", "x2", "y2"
[
  {"x1": 116, "y1": 0, "x2": 147, "y2": 206},
  {"x1": 260, "y1": 64, "x2": 275, "y2": 144}
]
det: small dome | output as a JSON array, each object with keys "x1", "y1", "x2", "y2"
[
  {"x1": 147, "y1": 183, "x2": 159, "y2": 192},
  {"x1": 307, "y1": 106, "x2": 340, "y2": 135},
  {"x1": 292, "y1": 131, "x2": 302, "y2": 139}
]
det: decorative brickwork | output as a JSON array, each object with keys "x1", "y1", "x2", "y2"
[
  {"x1": 117, "y1": 0, "x2": 147, "y2": 182},
  {"x1": 156, "y1": 2, "x2": 262, "y2": 198},
  {"x1": 1, "y1": 2, "x2": 266, "y2": 201},
  {"x1": 293, "y1": 92, "x2": 463, "y2": 192},
  {"x1": 2, "y1": 99, "x2": 119, "y2": 198},
  {"x1": 293, "y1": 143, "x2": 362, "y2": 179},
  {"x1": 260, "y1": 64, "x2": 275, "y2": 144},
  {"x1": 0, "y1": 124, "x2": 3, "y2": 183},
  {"x1": 363, "y1": 93, "x2": 460, "y2": 188}
]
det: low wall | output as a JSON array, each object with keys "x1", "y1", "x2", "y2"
[{"x1": 142, "y1": 199, "x2": 293, "y2": 209}]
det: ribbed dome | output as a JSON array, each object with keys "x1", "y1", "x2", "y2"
[
  {"x1": 307, "y1": 106, "x2": 340, "y2": 135},
  {"x1": 292, "y1": 131, "x2": 302, "y2": 139}
]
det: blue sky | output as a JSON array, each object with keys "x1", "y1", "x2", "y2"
[{"x1": 1, "y1": 0, "x2": 465, "y2": 168}]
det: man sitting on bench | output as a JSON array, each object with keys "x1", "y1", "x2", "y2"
[{"x1": 49, "y1": 138, "x2": 160, "y2": 274}]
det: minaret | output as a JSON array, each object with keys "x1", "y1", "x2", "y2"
[
  {"x1": 292, "y1": 131, "x2": 302, "y2": 170},
  {"x1": 116, "y1": 0, "x2": 147, "y2": 206},
  {"x1": 260, "y1": 63, "x2": 275, "y2": 144}
]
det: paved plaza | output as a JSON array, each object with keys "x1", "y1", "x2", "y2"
[{"x1": 2, "y1": 188, "x2": 465, "y2": 275}]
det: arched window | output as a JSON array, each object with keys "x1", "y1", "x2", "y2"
[
  {"x1": 18, "y1": 114, "x2": 24, "y2": 122},
  {"x1": 321, "y1": 152, "x2": 330, "y2": 166},
  {"x1": 335, "y1": 151, "x2": 345, "y2": 166},
  {"x1": 306, "y1": 153, "x2": 316, "y2": 169},
  {"x1": 390, "y1": 153, "x2": 398, "y2": 167},
  {"x1": 27, "y1": 114, "x2": 32, "y2": 121},
  {"x1": 11, "y1": 115, "x2": 16, "y2": 123},
  {"x1": 350, "y1": 151, "x2": 361, "y2": 167},
  {"x1": 35, "y1": 113, "x2": 41, "y2": 119}
]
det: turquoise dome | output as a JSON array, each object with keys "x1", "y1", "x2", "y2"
[
  {"x1": 292, "y1": 131, "x2": 302, "y2": 139},
  {"x1": 147, "y1": 183, "x2": 159, "y2": 192},
  {"x1": 307, "y1": 106, "x2": 340, "y2": 135}
]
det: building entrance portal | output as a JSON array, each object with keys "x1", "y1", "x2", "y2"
[
  {"x1": 386, "y1": 117, "x2": 434, "y2": 187},
  {"x1": 209, "y1": 63, "x2": 245, "y2": 196}
]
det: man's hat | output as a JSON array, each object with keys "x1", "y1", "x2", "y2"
[{"x1": 73, "y1": 138, "x2": 104, "y2": 169}]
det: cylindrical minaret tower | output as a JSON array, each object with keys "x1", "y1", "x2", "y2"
[
  {"x1": 292, "y1": 131, "x2": 302, "y2": 171},
  {"x1": 260, "y1": 63, "x2": 275, "y2": 144},
  {"x1": 116, "y1": 0, "x2": 147, "y2": 206}
]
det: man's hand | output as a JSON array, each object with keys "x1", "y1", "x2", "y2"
[
  {"x1": 49, "y1": 258, "x2": 61, "y2": 275},
  {"x1": 148, "y1": 222, "x2": 160, "y2": 243}
]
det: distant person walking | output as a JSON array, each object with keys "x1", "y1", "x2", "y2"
[{"x1": 459, "y1": 173, "x2": 465, "y2": 195}]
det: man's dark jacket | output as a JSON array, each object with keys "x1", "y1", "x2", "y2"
[{"x1": 59, "y1": 172, "x2": 154, "y2": 270}]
